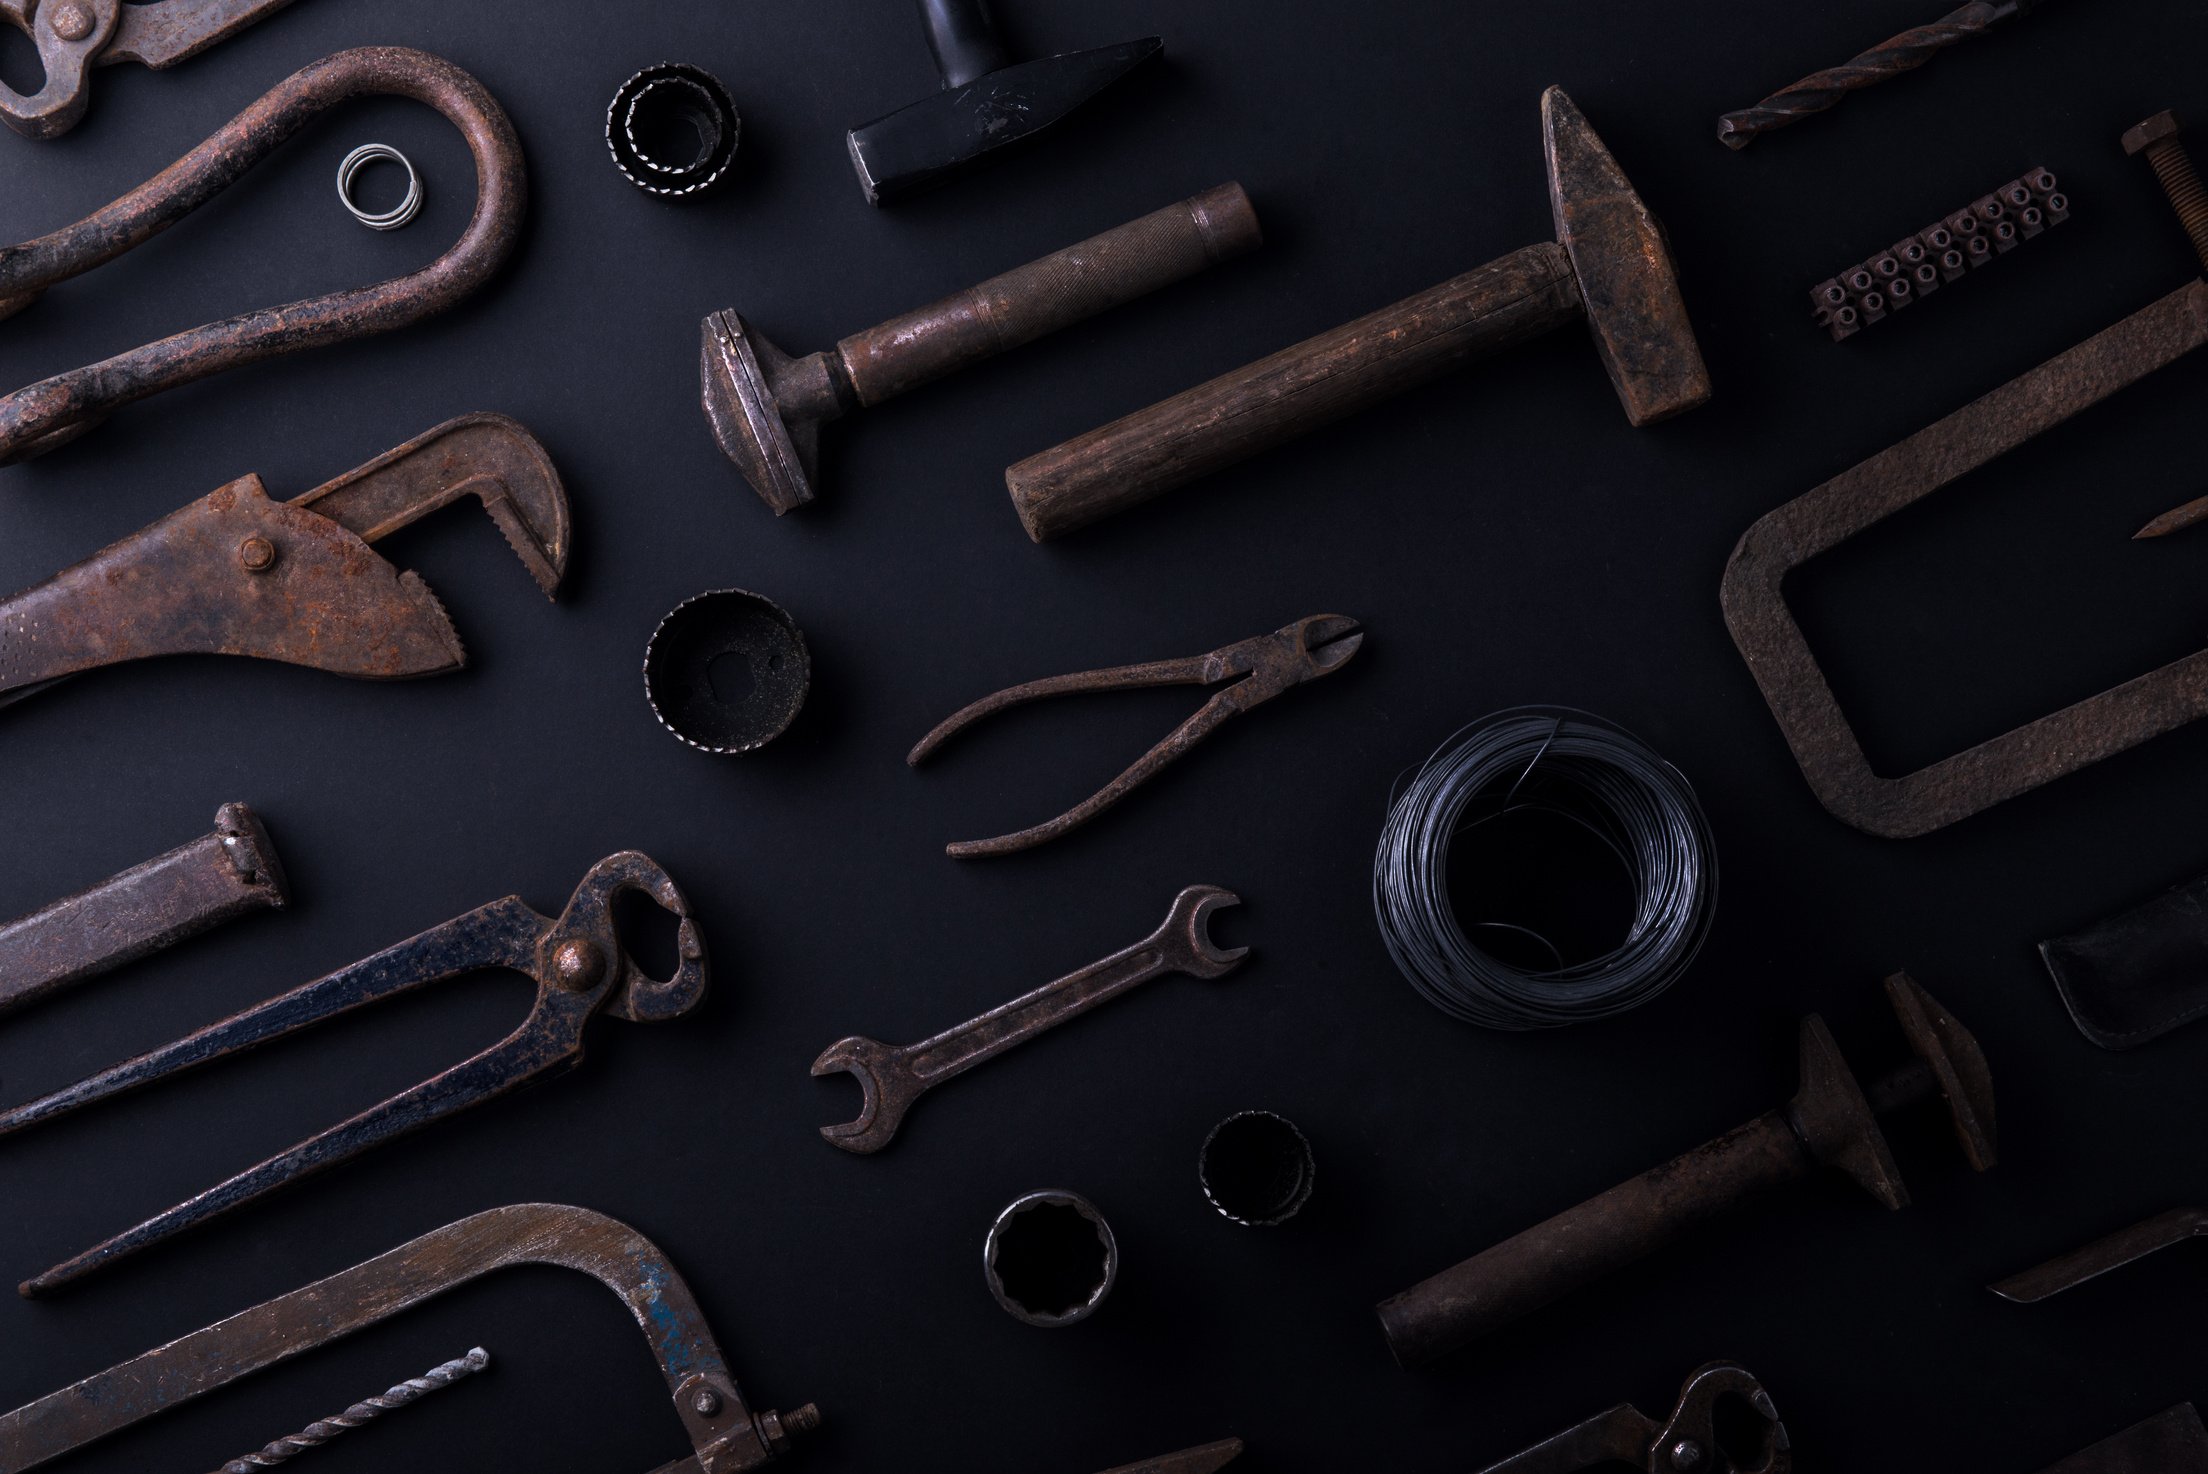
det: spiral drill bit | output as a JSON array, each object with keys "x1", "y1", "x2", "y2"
[
  {"x1": 213, "y1": 1347, "x2": 490, "y2": 1472},
  {"x1": 1717, "y1": 0, "x2": 2051, "y2": 149}
]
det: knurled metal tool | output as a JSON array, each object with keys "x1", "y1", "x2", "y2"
[
  {"x1": 0, "y1": 0, "x2": 300, "y2": 139},
  {"x1": 1471, "y1": 1363, "x2": 1789, "y2": 1474},
  {"x1": 0, "y1": 414, "x2": 566, "y2": 710},
  {"x1": 813, "y1": 885, "x2": 1245, "y2": 1153},
  {"x1": 910, "y1": 615, "x2": 1362, "y2": 858},
  {"x1": 0, "y1": 1203, "x2": 819, "y2": 1473},
  {"x1": 0, "y1": 852, "x2": 706, "y2": 1295}
]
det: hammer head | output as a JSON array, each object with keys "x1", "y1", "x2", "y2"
[
  {"x1": 847, "y1": 37, "x2": 1162, "y2": 206},
  {"x1": 1541, "y1": 86, "x2": 1711, "y2": 427},
  {"x1": 700, "y1": 311, "x2": 826, "y2": 515}
]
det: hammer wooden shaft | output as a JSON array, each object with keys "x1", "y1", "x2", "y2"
[
  {"x1": 836, "y1": 183, "x2": 1261, "y2": 407},
  {"x1": 1375, "y1": 1107, "x2": 1808, "y2": 1367},
  {"x1": 1006, "y1": 240, "x2": 1581, "y2": 541}
]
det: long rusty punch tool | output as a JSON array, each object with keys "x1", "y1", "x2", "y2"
[
  {"x1": 911, "y1": 615, "x2": 1362, "y2": 858},
  {"x1": 0, "y1": 414, "x2": 565, "y2": 710},
  {"x1": 0, "y1": 853, "x2": 706, "y2": 1295}
]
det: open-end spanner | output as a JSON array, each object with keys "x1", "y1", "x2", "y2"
[{"x1": 812, "y1": 885, "x2": 1245, "y2": 1154}]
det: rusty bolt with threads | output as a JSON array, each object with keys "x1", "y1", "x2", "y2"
[{"x1": 2126, "y1": 111, "x2": 2208, "y2": 272}]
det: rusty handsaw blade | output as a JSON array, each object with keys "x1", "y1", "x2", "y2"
[
  {"x1": 0, "y1": 412, "x2": 567, "y2": 709},
  {"x1": 0, "y1": 1203, "x2": 819, "y2": 1473}
]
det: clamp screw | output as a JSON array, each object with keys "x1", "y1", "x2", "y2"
[
  {"x1": 238, "y1": 536, "x2": 277, "y2": 572},
  {"x1": 47, "y1": 1, "x2": 93, "y2": 41},
  {"x1": 691, "y1": 1389, "x2": 722, "y2": 1417},
  {"x1": 2125, "y1": 110, "x2": 2208, "y2": 274},
  {"x1": 551, "y1": 939, "x2": 605, "y2": 990},
  {"x1": 1670, "y1": 1439, "x2": 1705, "y2": 1471}
]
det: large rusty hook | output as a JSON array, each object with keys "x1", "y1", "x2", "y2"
[{"x1": 0, "y1": 45, "x2": 525, "y2": 464}]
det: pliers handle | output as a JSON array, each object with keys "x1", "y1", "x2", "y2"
[
  {"x1": 2, "y1": 852, "x2": 705, "y2": 1295},
  {"x1": 909, "y1": 614, "x2": 1362, "y2": 858},
  {"x1": 1477, "y1": 1362, "x2": 1790, "y2": 1474}
]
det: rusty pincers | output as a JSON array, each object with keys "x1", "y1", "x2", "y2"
[
  {"x1": 910, "y1": 614, "x2": 1362, "y2": 858},
  {"x1": 813, "y1": 885, "x2": 1245, "y2": 1153}
]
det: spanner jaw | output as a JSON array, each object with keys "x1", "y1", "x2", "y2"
[
  {"x1": 1161, "y1": 885, "x2": 1248, "y2": 978},
  {"x1": 811, "y1": 1036, "x2": 905, "y2": 1155}
]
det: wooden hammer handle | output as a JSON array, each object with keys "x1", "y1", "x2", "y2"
[
  {"x1": 836, "y1": 183, "x2": 1261, "y2": 408},
  {"x1": 1005, "y1": 241, "x2": 1581, "y2": 542}
]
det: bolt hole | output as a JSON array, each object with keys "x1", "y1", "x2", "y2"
[
  {"x1": 707, "y1": 650, "x2": 756, "y2": 706},
  {"x1": 0, "y1": 22, "x2": 44, "y2": 95}
]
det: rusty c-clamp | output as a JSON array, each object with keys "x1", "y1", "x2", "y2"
[
  {"x1": 1474, "y1": 1362, "x2": 1789, "y2": 1474},
  {"x1": 0, "y1": 1203, "x2": 820, "y2": 1473},
  {"x1": 1, "y1": 0, "x2": 302, "y2": 139},
  {"x1": 0, "y1": 46, "x2": 525, "y2": 464}
]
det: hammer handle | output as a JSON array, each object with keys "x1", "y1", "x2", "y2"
[
  {"x1": 918, "y1": 0, "x2": 1012, "y2": 89},
  {"x1": 835, "y1": 183, "x2": 1262, "y2": 408},
  {"x1": 1374, "y1": 1108, "x2": 1810, "y2": 1367},
  {"x1": 1006, "y1": 241, "x2": 1581, "y2": 541}
]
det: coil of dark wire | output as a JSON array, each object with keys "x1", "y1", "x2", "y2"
[{"x1": 1372, "y1": 708, "x2": 1717, "y2": 1030}]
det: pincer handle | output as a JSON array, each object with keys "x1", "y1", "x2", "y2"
[{"x1": 835, "y1": 183, "x2": 1262, "y2": 407}]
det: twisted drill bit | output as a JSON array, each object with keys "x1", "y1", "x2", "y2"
[
  {"x1": 1717, "y1": 0, "x2": 2047, "y2": 149},
  {"x1": 213, "y1": 1347, "x2": 489, "y2": 1472}
]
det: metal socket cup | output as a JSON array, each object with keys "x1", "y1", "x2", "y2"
[
  {"x1": 644, "y1": 590, "x2": 809, "y2": 754},
  {"x1": 1199, "y1": 1111, "x2": 1314, "y2": 1226},
  {"x1": 984, "y1": 1190, "x2": 1117, "y2": 1327},
  {"x1": 607, "y1": 63, "x2": 739, "y2": 198}
]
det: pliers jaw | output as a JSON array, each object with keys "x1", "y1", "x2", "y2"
[{"x1": 552, "y1": 851, "x2": 710, "y2": 1023}]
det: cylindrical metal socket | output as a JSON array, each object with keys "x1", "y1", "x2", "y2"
[
  {"x1": 1005, "y1": 241, "x2": 1582, "y2": 541},
  {"x1": 644, "y1": 590, "x2": 810, "y2": 754},
  {"x1": 1199, "y1": 1111, "x2": 1315, "y2": 1226},
  {"x1": 1374, "y1": 1108, "x2": 1811, "y2": 1367},
  {"x1": 836, "y1": 183, "x2": 1262, "y2": 407},
  {"x1": 984, "y1": 1190, "x2": 1117, "y2": 1326}
]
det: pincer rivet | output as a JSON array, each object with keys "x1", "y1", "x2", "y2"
[
  {"x1": 48, "y1": 2, "x2": 94, "y2": 41},
  {"x1": 552, "y1": 938, "x2": 605, "y2": 990},
  {"x1": 691, "y1": 1388, "x2": 722, "y2": 1416},
  {"x1": 238, "y1": 536, "x2": 277, "y2": 572}
]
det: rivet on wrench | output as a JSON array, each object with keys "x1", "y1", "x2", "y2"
[{"x1": 811, "y1": 885, "x2": 1246, "y2": 1153}]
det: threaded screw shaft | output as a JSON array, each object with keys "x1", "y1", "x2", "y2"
[
  {"x1": 214, "y1": 1347, "x2": 489, "y2": 1473},
  {"x1": 2144, "y1": 141, "x2": 2208, "y2": 272}
]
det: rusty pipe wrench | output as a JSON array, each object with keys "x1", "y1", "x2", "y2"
[
  {"x1": 0, "y1": 413, "x2": 566, "y2": 710},
  {"x1": 0, "y1": 851, "x2": 705, "y2": 1295},
  {"x1": 1471, "y1": 1362, "x2": 1789, "y2": 1474},
  {"x1": 812, "y1": 885, "x2": 1245, "y2": 1152},
  {"x1": 0, "y1": 802, "x2": 286, "y2": 1018},
  {"x1": 1, "y1": 0, "x2": 302, "y2": 139},
  {"x1": 0, "y1": 47, "x2": 524, "y2": 462},
  {"x1": 0, "y1": 1203, "x2": 819, "y2": 1473}
]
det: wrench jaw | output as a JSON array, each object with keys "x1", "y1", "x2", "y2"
[
  {"x1": 810, "y1": 1037, "x2": 906, "y2": 1154},
  {"x1": 1159, "y1": 885, "x2": 1249, "y2": 979}
]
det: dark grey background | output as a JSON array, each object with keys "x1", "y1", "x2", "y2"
[{"x1": 2, "y1": 1, "x2": 2204, "y2": 1470}]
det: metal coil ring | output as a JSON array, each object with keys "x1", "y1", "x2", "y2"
[
  {"x1": 1372, "y1": 708, "x2": 1718, "y2": 1031},
  {"x1": 336, "y1": 143, "x2": 423, "y2": 230}
]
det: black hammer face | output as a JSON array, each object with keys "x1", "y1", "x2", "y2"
[{"x1": 847, "y1": 37, "x2": 1162, "y2": 205}]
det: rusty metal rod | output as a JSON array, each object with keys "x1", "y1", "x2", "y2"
[
  {"x1": 0, "y1": 47, "x2": 526, "y2": 465},
  {"x1": 0, "y1": 803, "x2": 286, "y2": 1018},
  {"x1": 214, "y1": 1347, "x2": 488, "y2": 1473}
]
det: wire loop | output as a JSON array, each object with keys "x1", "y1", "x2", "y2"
[{"x1": 1373, "y1": 708, "x2": 1717, "y2": 1030}]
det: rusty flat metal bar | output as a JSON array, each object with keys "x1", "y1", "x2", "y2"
[
  {"x1": 0, "y1": 803, "x2": 286, "y2": 1019},
  {"x1": 1721, "y1": 278, "x2": 2208, "y2": 837}
]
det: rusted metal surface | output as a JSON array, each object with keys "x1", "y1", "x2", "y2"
[
  {"x1": 0, "y1": 852, "x2": 705, "y2": 1295},
  {"x1": 2037, "y1": 865, "x2": 2208, "y2": 1049},
  {"x1": 702, "y1": 183, "x2": 1260, "y2": 514},
  {"x1": 1811, "y1": 168, "x2": 2069, "y2": 340},
  {"x1": 2125, "y1": 112, "x2": 2208, "y2": 271},
  {"x1": 0, "y1": 47, "x2": 526, "y2": 463},
  {"x1": 216, "y1": 1346, "x2": 490, "y2": 1473},
  {"x1": 0, "y1": 802, "x2": 286, "y2": 1018},
  {"x1": 984, "y1": 1189, "x2": 1118, "y2": 1327},
  {"x1": 1092, "y1": 1441, "x2": 1243, "y2": 1474},
  {"x1": 1471, "y1": 1363, "x2": 1788, "y2": 1474},
  {"x1": 845, "y1": 0, "x2": 1161, "y2": 205},
  {"x1": 1991, "y1": 1205, "x2": 2208, "y2": 1303},
  {"x1": 909, "y1": 614, "x2": 1361, "y2": 858},
  {"x1": 1376, "y1": 975, "x2": 1995, "y2": 1366},
  {"x1": 812, "y1": 885, "x2": 1244, "y2": 1153},
  {"x1": 1721, "y1": 280, "x2": 2208, "y2": 837},
  {"x1": 1715, "y1": 1, "x2": 2050, "y2": 149},
  {"x1": 0, "y1": 414, "x2": 566, "y2": 708},
  {"x1": 2033, "y1": 1406, "x2": 2208, "y2": 1474},
  {"x1": 0, "y1": 1203, "x2": 818, "y2": 1473},
  {"x1": 1004, "y1": 88, "x2": 1710, "y2": 542},
  {"x1": 0, "y1": 0, "x2": 301, "y2": 139}
]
